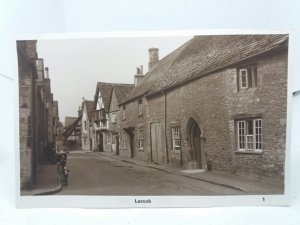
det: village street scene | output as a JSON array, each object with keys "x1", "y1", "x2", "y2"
[{"x1": 18, "y1": 34, "x2": 288, "y2": 196}]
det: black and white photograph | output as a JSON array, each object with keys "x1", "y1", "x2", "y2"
[{"x1": 17, "y1": 34, "x2": 290, "y2": 198}]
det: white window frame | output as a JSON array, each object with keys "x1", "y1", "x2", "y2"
[
  {"x1": 171, "y1": 127, "x2": 181, "y2": 150},
  {"x1": 138, "y1": 129, "x2": 144, "y2": 150},
  {"x1": 239, "y1": 69, "x2": 248, "y2": 89},
  {"x1": 238, "y1": 66, "x2": 258, "y2": 90},
  {"x1": 255, "y1": 119, "x2": 262, "y2": 150},
  {"x1": 237, "y1": 119, "x2": 262, "y2": 152},
  {"x1": 238, "y1": 121, "x2": 245, "y2": 150}
]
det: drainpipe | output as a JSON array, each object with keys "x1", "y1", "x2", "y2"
[{"x1": 163, "y1": 90, "x2": 169, "y2": 164}]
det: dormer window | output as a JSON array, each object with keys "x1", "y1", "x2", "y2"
[
  {"x1": 238, "y1": 65, "x2": 257, "y2": 90},
  {"x1": 138, "y1": 99, "x2": 143, "y2": 116}
]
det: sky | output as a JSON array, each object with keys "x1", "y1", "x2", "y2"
[{"x1": 37, "y1": 36, "x2": 192, "y2": 123}]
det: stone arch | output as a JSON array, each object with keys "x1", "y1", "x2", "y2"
[{"x1": 186, "y1": 117, "x2": 207, "y2": 170}]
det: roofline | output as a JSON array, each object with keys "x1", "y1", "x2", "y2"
[
  {"x1": 118, "y1": 94, "x2": 144, "y2": 106},
  {"x1": 17, "y1": 45, "x2": 34, "y2": 65},
  {"x1": 112, "y1": 35, "x2": 288, "y2": 105},
  {"x1": 145, "y1": 40, "x2": 288, "y2": 99}
]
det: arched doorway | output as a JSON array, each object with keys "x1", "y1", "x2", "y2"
[{"x1": 187, "y1": 118, "x2": 206, "y2": 170}]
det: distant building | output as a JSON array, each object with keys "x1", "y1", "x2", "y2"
[
  {"x1": 63, "y1": 116, "x2": 81, "y2": 147},
  {"x1": 81, "y1": 99, "x2": 95, "y2": 151},
  {"x1": 92, "y1": 82, "x2": 134, "y2": 153},
  {"x1": 119, "y1": 35, "x2": 288, "y2": 178}
]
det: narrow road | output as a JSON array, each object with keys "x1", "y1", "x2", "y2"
[{"x1": 57, "y1": 152, "x2": 243, "y2": 195}]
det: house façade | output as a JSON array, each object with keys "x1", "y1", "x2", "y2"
[{"x1": 119, "y1": 34, "x2": 289, "y2": 178}]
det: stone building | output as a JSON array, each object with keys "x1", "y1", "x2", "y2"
[
  {"x1": 119, "y1": 35, "x2": 289, "y2": 178},
  {"x1": 81, "y1": 99, "x2": 95, "y2": 151},
  {"x1": 92, "y1": 82, "x2": 133, "y2": 153},
  {"x1": 17, "y1": 40, "x2": 60, "y2": 190}
]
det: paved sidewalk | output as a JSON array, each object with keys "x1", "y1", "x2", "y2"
[
  {"x1": 21, "y1": 164, "x2": 62, "y2": 196},
  {"x1": 90, "y1": 151, "x2": 284, "y2": 195}
]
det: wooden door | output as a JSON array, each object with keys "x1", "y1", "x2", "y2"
[
  {"x1": 150, "y1": 122, "x2": 163, "y2": 164},
  {"x1": 192, "y1": 123, "x2": 202, "y2": 168}
]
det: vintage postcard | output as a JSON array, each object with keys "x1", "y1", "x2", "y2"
[{"x1": 15, "y1": 31, "x2": 292, "y2": 208}]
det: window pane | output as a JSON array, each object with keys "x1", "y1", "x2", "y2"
[
  {"x1": 238, "y1": 121, "x2": 245, "y2": 149},
  {"x1": 246, "y1": 135, "x2": 254, "y2": 150},
  {"x1": 254, "y1": 119, "x2": 262, "y2": 150},
  {"x1": 172, "y1": 127, "x2": 181, "y2": 150},
  {"x1": 138, "y1": 130, "x2": 143, "y2": 148},
  {"x1": 240, "y1": 69, "x2": 248, "y2": 88},
  {"x1": 247, "y1": 120, "x2": 253, "y2": 134}
]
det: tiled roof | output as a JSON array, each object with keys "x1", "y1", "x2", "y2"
[
  {"x1": 64, "y1": 116, "x2": 77, "y2": 127},
  {"x1": 95, "y1": 82, "x2": 113, "y2": 113},
  {"x1": 95, "y1": 82, "x2": 134, "y2": 112},
  {"x1": 112, "y1": 84, "x2": 134, "y2": 104},
  {"x1": 84, "y1": 100, "x2": 94, "y2": 121},
  {"x1": 122, "y1": 34, "x2": 288, "y2": 103}
]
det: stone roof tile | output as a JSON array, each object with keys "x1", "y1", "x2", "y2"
[{"x1": 122, "y1": 34, "x2": 288, "y2": 103}]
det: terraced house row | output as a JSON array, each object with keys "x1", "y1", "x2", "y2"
[
  {"x1": 72, "y1": 34, "x2": 288, "y2": 179},
  {"x1": 18, "y1": 41, "x2": 61, "y2": 190}
]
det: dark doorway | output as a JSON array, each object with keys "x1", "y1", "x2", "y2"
[
  {"x1": 97, "y1": 132, "x2": 104, "y2": 152},
  {"x1": 89, "y1": 138, "x2": 92, "y2": 151},
  {"x1": 115, "y1": 135, "x2": 119, "y2": 155},
  {"x1": 187, "y1": 118, "x2": 206, "y2": 169},
  {"x1": 129, "y1": 133, "x2": 134, "y2": 158},
  {"x1": 124, "y1": 127, "x2": 135, "y2": 158}
]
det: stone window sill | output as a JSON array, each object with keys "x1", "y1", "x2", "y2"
[
  {"x1": 138, "y1": 148, "x2": 144, "y2": 151},
  {"x1": 235, "y1": 150, "x2": 262, "y2": 155}
]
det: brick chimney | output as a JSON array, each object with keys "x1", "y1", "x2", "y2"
[
  {"x1": 134, "y1": 65, "x2": 144, "y2": 86},
  {"x1": 148, "y1": 47, "x2": 159, "y2": 71}
]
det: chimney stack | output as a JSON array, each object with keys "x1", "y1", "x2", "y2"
[
  {"x1": 148, "y1": 47, "x2": 159, "y2": 71},
  {"x1": 45, "y1": 67, "x2": 49, "y2": 79},
  {"x1": 134, "y1": 65, "x2": 144, "y2": 86},
  {"x1": 78, "y1": 106, "x2": 82, "y2": 117}
]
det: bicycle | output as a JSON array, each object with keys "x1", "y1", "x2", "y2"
[{"x1": 57, "y1": 153, "x2": 69, "y2": 186}]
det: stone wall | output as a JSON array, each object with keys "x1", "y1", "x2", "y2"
[
  {"x1": 162, "y1": 49, "x2": 288, "y2": 177},
  {"x1": 18, "y1": 50, "x2": 34, "y2": 189},
  {"x1": 119, "y1": 97, "x2": 149, "y2": 161},
  {"x1": 119, "y1": 47, "x2": 287, "y2": 178}
]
